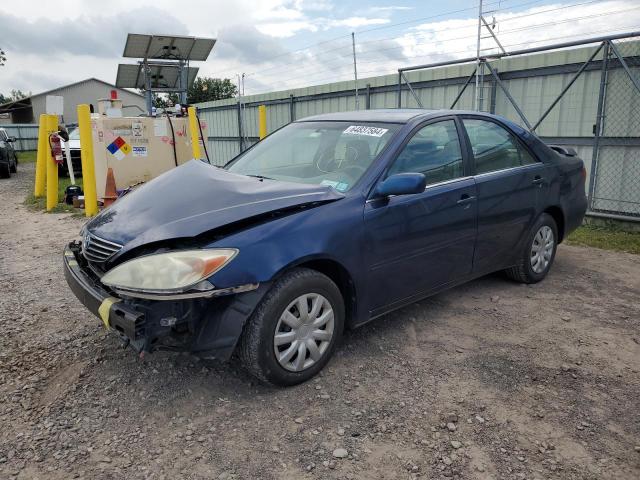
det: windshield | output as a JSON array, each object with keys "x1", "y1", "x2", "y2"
[{"x1": 225, "y1": 121, "x2": 400, "y2": 191}]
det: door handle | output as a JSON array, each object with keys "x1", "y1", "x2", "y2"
[
  {"x1": 532, "y1": 176, "x2": 544, "y2": 186},
  {"x1": 456, "y1": 194, "x2": 476, "y2": 205}
]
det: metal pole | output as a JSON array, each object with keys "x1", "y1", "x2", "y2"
[
  {"x1": 236, "y1": 75, "x2": 244, "y2": 153},
  {"x1": 352, "y1": 32, "x2": 359, "y2": 110},
  {"x1": 365, "y1": 84, "x2": 371, "y2": 110},
  {"x1": 143, "y1": 60, "x2": 153, "y2": 115},
  {"x1": 401, "y1": 71, "x2": 424, "y2": 108},
  {"x1": 485, "y1": 61, "x2": 532, "y2": 129},
  {"x1": 188, "y1": 106, "x2": 202, "y2": 159},
  {"x1": 532, "y1": 43, "x2": 604, "y2": 131},
  {"x1": 236, "y1": 101, "x2": 243, "y2": 153},
  {"x1": 289, "y1": 94, "x2": 295, "y2": 122},
  {"x1": 481, "y1": 16, "x2": 507, "y2": 55},
  {"x1": 608, "y1": 40, "x2": 640, "y2": 94},
  {"x1": 451, "y1": 68, "x2": 477, "y2": 109},
  {"x1": 399, "y1": 31, "x2": 640, "y2": 74},
  {"x1": 258, "y1": 105, "x2": 267, "y2": 140},
  {"x1": 77, "y1": 105, "x2": 98, "y2": 216},
  {"x1": 588, "y1": 41, "x2": 610, "y2": 210},
  {"x1": 475, "y1": 0, "x2": 483, "y2": 111},
  {"x1": 397, "y1": 71, "x2": 402, "y2": 108}
]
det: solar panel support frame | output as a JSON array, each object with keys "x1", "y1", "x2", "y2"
[{"x1": 119, "y1": 33, "x2": 215, "y2": 114}]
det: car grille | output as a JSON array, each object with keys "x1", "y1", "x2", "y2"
[{"x1": 82, "y1": 232, "x2": 123, "y2": 263}]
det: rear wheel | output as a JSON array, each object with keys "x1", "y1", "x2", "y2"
[
  {"x1": 238, "y1": 268, "x2": 344, "y2": 386},
  {"x1": 505, "y1": 213, "x2": 558, "y2": 283}
]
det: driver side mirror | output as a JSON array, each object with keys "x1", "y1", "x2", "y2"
[
  {"x1": 375, "y1": 172, "x2": 427, "y2": 198},
  {"x1": 7, "y1": 136, "x2": 16, "y2": 142}
]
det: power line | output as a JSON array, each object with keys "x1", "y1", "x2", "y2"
[
  {"x1": 241, "y1": 0, "x2": 613, "y2": 81},
  {"x1": 353, "y1": 3, "x2": 639, "y2": 58},
  {"x1": 245, "y1": 22, "x2": 639, "y2": 95},
  {"x1": 210, "y1": 0, "x2": 560, "y2": 78}
]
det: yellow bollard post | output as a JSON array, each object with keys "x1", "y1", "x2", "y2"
[
  {"x1": 258, "y1": 105, "x2": 267, "y2": 140},
  {"x1": 34, "y1": 114, "x2": 48, "y2": 197},
  {"x1": 45, "y1": 114, "x2": 59, "y2": 211},
  {"x1": 77, "y1": 104, "x2": 98, "y2": 216},
  {"x1": 188, "y1": 106, "x2": 202, "y2": 160}
]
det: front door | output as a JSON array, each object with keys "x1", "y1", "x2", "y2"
[{"x1": 364, "y1": 118, "x2": 477, "y2": 315}]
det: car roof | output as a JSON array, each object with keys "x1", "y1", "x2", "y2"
[{"x1": 297, "y1": 108, "x2": 497, "y2": 124}]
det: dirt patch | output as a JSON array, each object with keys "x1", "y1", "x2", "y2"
[{"x1": 1, "y1": 164, "x2": 639, "y2": 479}]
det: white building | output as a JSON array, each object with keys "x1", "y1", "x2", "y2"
[{"x1": 0, "y1": 78, "x2": 146, "y2": 124}]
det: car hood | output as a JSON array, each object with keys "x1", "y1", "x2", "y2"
[{"x1": 85, "y1": 160, "x2": 344, "y2": 250}]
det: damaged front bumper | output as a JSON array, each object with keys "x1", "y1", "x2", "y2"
[{"x1": 63, "y1": 242, "x2": 269, "y2": 359}]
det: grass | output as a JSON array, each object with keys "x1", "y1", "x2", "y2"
[
  {"x1": 566, "y1": 224, "x2": 640, "y2": 254},
  {"x1": 24, "y1": 176, "x2": 83, "y2": 214},
  {"x1": 17, "y1": 150, "x2": 37, "y2": 163}
]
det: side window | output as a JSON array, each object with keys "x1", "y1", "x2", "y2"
[
  {"x1": 388, "y1": 120, "x2": 463, "y2": 185},
  {"x1": 0, "y1": 130, "x2": 7, "y2": 141},
  {"x1": 463, "y1": 119, "x2": 536, "y2": 174},
  {"x1": 520, "y1": 145, "x2": 537, "y2": 165}
]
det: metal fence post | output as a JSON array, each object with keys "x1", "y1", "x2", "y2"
[
  {"x1": 365, "y1": 84, "x2": 371, "y2": 110},
  {"x1": 397, "y1": 71, "x2": 402, "y2": 108},
  {"x1": 588, "y1": 41, "x2": 610, "y2": 210},
  {"x1": 236, "y1": 101, "x2": 244, "y2": 153},
  {"x1": 289, "y1": 94, "x2": 295, "y2": 123},
  {"x1": 489, "y1": 68, "x2": 497, "y2": 114}
]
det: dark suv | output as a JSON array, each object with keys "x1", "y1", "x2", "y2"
[{"x1": 0, "y1": 128, "x2": 18, "y2": 178}]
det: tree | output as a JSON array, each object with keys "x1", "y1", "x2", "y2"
[
  {"x1": 9, "y1": 90, "x2": 28, "y2": 101},
  {"x1": 0, "y1": 47, "x2": 6, "y2": 66},
  {"x1": 0, "y1": 90, "x2": 29, "y2": 105},
  {"x1": 187, "y1": 77, "x2": 237, "y2": 104}
]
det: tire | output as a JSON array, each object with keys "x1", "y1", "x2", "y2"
[
  {"x1": 0, "y1": 162, "x2": 10, "y2": 179},
  {"x1": 10, "y1": 157, "x2": 17, "y2": 173},
  {"x1": 505, "y1": 213, "x2": 558, "y2": 284},
  {"x1": 238, "y1": 268, "x2": 345, "y2": 386}
]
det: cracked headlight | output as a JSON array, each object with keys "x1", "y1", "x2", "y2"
[{"x1": 101, "y1": 249, "x2": 238, "y2": 293}]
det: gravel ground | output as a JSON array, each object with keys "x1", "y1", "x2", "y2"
[{"x1": 1, "y1": 163, "x2": 639, "y2": 480}]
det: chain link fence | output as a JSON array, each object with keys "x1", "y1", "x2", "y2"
[{"x1": 589, "y1": 39, "x2": 640, "y2": 218}]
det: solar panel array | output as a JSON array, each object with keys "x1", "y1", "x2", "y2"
[
  {"x1": 116, "y1": 64, "x2": 200, "y2": 89},
  {"x1": 123, "y1": 34, "x2": 216, "y2": 61}
]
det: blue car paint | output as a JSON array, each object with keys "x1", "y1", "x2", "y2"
[{"x1": 77, "y1": 109, "x2": 587, "y2": 338}]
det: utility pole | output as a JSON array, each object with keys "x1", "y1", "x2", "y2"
[
  {"x1": 352, "y1": 32, "x2": 359, "y2": 110},
  {"x1": 475, "y1": 0, "x2": 483, "y2": 111}
]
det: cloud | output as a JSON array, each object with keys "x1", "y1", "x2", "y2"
[
  {"x1": 215, "y1": 25, "x2": 288, "y2": 63},
  {"x1": 327, "y1": 17, "x2": 390, "y2": 28},
  {"x1": 0, "y1": 7, "x2": 188, "y2": 58},
  {"x1": 3, "y1": 0, "x2": 639, "y2": 99}
]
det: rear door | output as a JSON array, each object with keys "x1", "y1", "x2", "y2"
[
  {"x1": 364, "y1": 118, "x2": 477, "y2": 314},
  {"x1": 460, "y1": 117, "x2": 545, "y2": 274}
]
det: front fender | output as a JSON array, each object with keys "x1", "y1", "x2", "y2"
[{"x1": 204, "y1": 197, "x2": 365, "y2": 292}]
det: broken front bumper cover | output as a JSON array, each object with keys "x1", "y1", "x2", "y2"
[{"x1": 63, "y1": 242, "x2": 269, "y2": 359}]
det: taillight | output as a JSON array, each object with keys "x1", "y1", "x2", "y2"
[{"x1": 581, "y1": 167, "x2": 587, "y2": 182}]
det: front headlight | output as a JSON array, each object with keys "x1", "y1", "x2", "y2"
[{"x1": 101, "y1": 249, "x2": 238, "y2": 293}]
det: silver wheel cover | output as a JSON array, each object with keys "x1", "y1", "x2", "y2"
[
  {"x1": 530, "y1": 225, "x2": 554, "y2": 274},
  {"x1": 273, "y1": 293, "x2": 335, "y2": 372}
]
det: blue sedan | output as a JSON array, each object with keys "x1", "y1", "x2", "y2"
[{"x1": 64, "y1": 109, "x2": 587, "y2": 386}]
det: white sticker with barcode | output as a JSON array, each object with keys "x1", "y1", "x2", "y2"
[{"x1": 343, "y1": 125, "x2": 388, "y2": 137}]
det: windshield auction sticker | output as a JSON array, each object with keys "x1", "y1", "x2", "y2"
[{"x1": 343, "y1": 125, "x2": 388, "y2": 137}]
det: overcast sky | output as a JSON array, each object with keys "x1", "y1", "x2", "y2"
[{"x1": 1, "y1": 0, "x2": 638, "y2": 97}]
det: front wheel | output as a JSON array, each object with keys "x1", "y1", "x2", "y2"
[
  {"x1": 505, "y1": 213, "x2": 558, "y2": 283},
  {"x1": 0, "y1": 162, "x2": 10, "y2": 178},
  {"x1": 238, "y1": 268, "x2": 344, "y2": 386}
]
